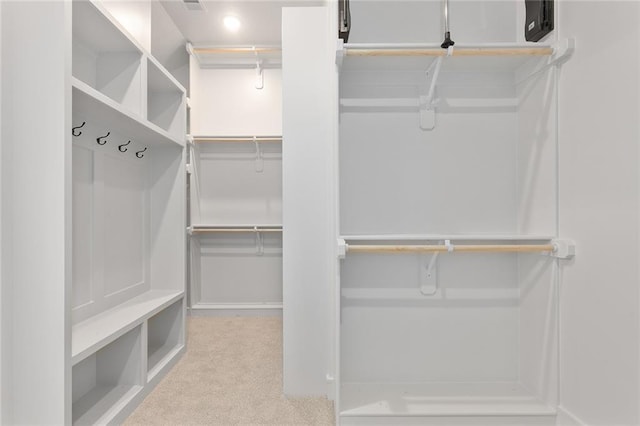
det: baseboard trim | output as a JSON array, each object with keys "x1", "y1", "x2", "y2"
[
  {"x1": 556, "y1": 406, "x2": 587, "y2": 426},
  {"x1": 189, "y1": 303, "x2": 283, "y2": 317}
]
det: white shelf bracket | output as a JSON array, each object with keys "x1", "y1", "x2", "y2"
[
  {"x1": 337, "y1": 238, "x2": 347, "y2": 259},
  {"x1": 516, "y1": 37, "x2": 576, "y2": 84},
  {"x1": 551, "y1": 239, "x2": 576, "y2": 259},
  {"x1": 419, "y1": 57, "x2": 443, "y2": 131},
  {"x1": 420, "y1": 252, "x2": 439, "y2": 295},
  {"x1": 255, "y1": 59, "x2": 264, "y2": 90},
  {"x1": 254, "y1": 137, "x2": 264, "y2": 173},
  {"x1": 187, "y1": 226, "x2": 194, "y2": 235},
  {"x1": 254, "y1": 227, "x2": 264, "y2": 256},
  {"x1": 185, "y1": 163, "x2": 193, "y2": 175},
  {"x1": 186, "y1": 42, "x2": 195, "y2": 57},
  {"x1": 336, "y1": 39, "x2": 345, "y2": 68},
  {"x1": 186, "y1": 135, "x2": 194, "y2": 146}
]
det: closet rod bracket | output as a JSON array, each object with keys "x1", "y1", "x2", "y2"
[
  {"x1": 336, "y1": 39, "x2": 345, "y2": 68},
  {"x1": 551, "y1": 239, "x2": 576, "y2": 259},
  {"x1": 337, "y1": 238, "x2": 347, "y2": 259},
  {"x1": 420, "y1": 252, "x2": 439, "y2": 295}
]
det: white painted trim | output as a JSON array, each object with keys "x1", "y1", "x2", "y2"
[
  {"x1": 556, "y1": 406, "x2": 587, "y2": 426},
  {"x1": 0, "y1": 3, "x2": 3, "y2": 420},
  {"x1": 188, "y1": 304, "x2": 283, "y2": 318}
]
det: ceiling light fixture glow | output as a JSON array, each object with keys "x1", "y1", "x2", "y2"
[{"x1": 223, "y1": 15, "x2": 241, "y2": 32}]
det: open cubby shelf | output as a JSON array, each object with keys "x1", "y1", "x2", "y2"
[
  {"x1": 147, "y1": 299, "x2": 184, "y2": 380},
  {"x1": 72, "y1": 78, "x2": 183, "y2": 148},
  {"x1": 72, "y1": 326, "x2": 143, "y2": 426},
  {"x1": 72, "y1": 290, "x2": 184, "y2": 365},
  {"x1": 147, "y1": 58, "x2": 186, "y2": 139}
]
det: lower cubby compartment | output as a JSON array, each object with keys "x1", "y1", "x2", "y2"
[
  {"x1": 147, "y1": 299, "x2": 184, "y2": 380},
  {"x1": 72, "y1": 326, "x2": 143, "y2": 426}
]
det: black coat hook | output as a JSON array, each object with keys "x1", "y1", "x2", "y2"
[
  {"x1": 96, "y1": 132, "x2": 110, "y2": 145},
  {"x1": 118, "y1": 140, "x2": 131, "y2": 152},
  {"x1": 72, "y1": 121, "x2": 86, "y2": 137},
  {"x1": 135, "y1": 147, "x2": 147, "y2": 158}
]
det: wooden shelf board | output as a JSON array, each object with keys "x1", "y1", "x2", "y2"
[
  {"x1": 340, "y1": 382, "x2": 556, "y2": 417},
  {"x1": 72, "y1": 290, "x2": 184, "y2": 365},
  {"x1": 72, "y1": 384, "x2": 142, "y2": 426},
  {"x1": 341, "y1": 234, "x2": 554, "y2": 242},
  {"x1": 72, "y1": 78, "x2": 184, "y2": 148}
]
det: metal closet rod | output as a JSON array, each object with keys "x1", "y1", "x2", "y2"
[
  {"x1": 192, "y1": 136, "x2": 282, "y2": 143},
  {"x1": 344, "y1": 46, "x2": 553, "y2": 57},
  {"x1": 347, "y1": 243, "x2": 555, "y2": 254}
]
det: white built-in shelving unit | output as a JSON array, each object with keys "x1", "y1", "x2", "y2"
[
  {"x1": 187, "y1": 136, "x2": 283, "y2": 314},
  {"x1": 70, "y1": 1, "x2": 186, "y2": 424},
  {"x1": 186, "y1": 44, "x2": 283, "y2": 316},
  {"x1": 335, "y1": 40, "x2": 575, "y2": 425}
]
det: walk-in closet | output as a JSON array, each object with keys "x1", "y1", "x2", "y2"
[{"x1": 2, "y1": 1, "x2": 640, "y2": 425}]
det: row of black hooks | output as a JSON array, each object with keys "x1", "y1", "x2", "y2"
[{"x1": 72, "y1": 121, "x2": 147, "y2": 159}]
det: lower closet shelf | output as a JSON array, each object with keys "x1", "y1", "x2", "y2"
[
  {"x1": 72, "y1": 290, "x2": 184, "y2": 365},
  {"x1": 73, "y1": 384, "x2": 143, "y2": 426},
  {"x1": 340, "y1": 382, "x2": 556, "y2": 417}
]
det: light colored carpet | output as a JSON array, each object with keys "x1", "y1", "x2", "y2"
[{"x1": 124, "y1": 317, "x2": 335, "y2": 426}]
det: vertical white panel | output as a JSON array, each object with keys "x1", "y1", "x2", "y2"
[
  {"x1": 149, "y1": 146, "x2": 185, "y2": 292},
  {"x1": 558, "y1": 2, "x2": 640, "y2": 425},
  {"x1": 0, "y1": 3, "x2": 3, "y2": 421},
  {"x1": 1, "y1": 2, "x2": 71, "y2": 424},
  {"x1": 282, "y1": 7, "x2": 336, "y2": 396},
  {"x1": 103, "y1": 154, "x2": 145, "y2": 295},
  {"x1": 73, "y1": 146, "x2": 94, "y2": 308}
]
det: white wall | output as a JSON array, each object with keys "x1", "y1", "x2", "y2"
[
  {"x1": 282, "y1": 6, "x2": 337, "y2": 396},
  {"x1": 190, "y1": 67, "x2": 282, "y2": 136},
  {"x1": 347, "y1": 1, "x2": 517, "y2": 44},
  {"x1": 558, "y1": 2, "x2": 640, "y2": 425}
]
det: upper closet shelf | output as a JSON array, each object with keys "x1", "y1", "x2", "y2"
[
  {"x1": 337, "y1": 38, "x2": 575, "y2": 82},
  {"x1": 73, "y1": 78, "x2": 184, "y2": 148},
  {"x1": 188, "y1": 43, "x2": 282, "y2": 69}
]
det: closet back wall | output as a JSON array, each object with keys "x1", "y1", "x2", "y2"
[
  {"x1": 189, "y1": 65, "x2": 283, "y2": 314},
  {"x1": 190, "y1": 68, "x2": 282, "y2": 136}
]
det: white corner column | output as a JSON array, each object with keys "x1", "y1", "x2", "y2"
[
  {"x1": 282, "y1": 6, "x2": 337, "y2": 396},
  {"x1": 1, "y1": 2, "x2": 71, "y2": 424}
]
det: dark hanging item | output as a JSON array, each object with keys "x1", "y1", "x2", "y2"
[
  {"x1": 525, "y1": 0, "x2": 554, "y2": 42},
  {"x1": 118, "y1": 140, "x2": 131, "y2": 152},
  {"x1": 135, "y1": 147, "x2": 147, "y2": 158},
  {"x1": 339, "y1": 0, "x2": 351, "y2": 42},
  {"x1": 72, "y1": 121, "x2": 86, "y2": 137},
  {"x1": 440, "y1": 0, "x2": 454, "y2": 49},
  {"x1": 96, "y1": 132, "x2": 110, "y2": 145}
]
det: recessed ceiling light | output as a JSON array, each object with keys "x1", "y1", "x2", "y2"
[{"x1": 223, "y1": 15, "x2": 241, "y2": 32}]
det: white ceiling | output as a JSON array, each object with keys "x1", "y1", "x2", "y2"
[{"x1": 159, "y1": 0, "x2": 323, "y2": 46}]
